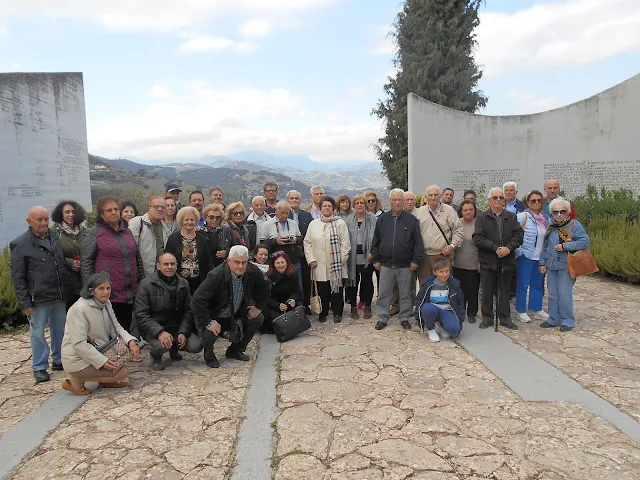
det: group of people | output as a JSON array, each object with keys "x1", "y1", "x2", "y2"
[{"x1": 9, "y1": 177, "x2": 590, "y2": 394}]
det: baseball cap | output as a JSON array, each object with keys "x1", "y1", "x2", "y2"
[{"x1": 166, "y1": 183, "x2": 182, "y2": 193}]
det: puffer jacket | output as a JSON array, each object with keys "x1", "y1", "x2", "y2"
[
  {"x1": 540, "y1": 220, "x2": 590, "y2": 271},
  {"x1": 128, "y1": 213, "x2": 161, "y2": 277},
  {"x1": 81, "y1": 217, "x2": 144, "y2": 304},
  {"x1": 134, "y1": 271, "x2": 194, "y2": 340},
  {"x1": 414, "y1": 274, "x2": 465, "y2": 330},
  {"x1": 10, "y1": 228, "x2": 71, "y2": 310},
  {"x1": 515, "y1": 211, "x2": 548, "y2": 259}
]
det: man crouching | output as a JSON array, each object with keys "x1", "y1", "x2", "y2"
[{"x1": 191, "y1": 245, "x2": 271, "y2": 368}]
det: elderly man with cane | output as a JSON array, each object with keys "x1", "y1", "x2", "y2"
[{"x1": 473, "y1": 187, "x2": 524, "y2": 330}]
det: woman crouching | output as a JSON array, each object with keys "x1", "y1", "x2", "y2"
[{"x1": 61, "y1": 273, "x2": 140, "y2": 395}]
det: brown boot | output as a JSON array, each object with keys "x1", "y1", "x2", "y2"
[
  {"x1": 350, "y1": 307, "x2": 359, "y2": 319},
  {"x1": 364, "y1": 306, "x2": 372, "y2": 319}
]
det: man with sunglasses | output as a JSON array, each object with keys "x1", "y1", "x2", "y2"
[
  {"x1": 542, "y1": 179, "x2": 576, "y2": 220},
  {"x1": 473, "y1": 187, "x2": 524, "y2": 330},
  {"x1": 128, "y1": 195, "x2": 167, "y2": 277}
]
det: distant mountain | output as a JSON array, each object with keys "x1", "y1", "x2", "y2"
[{"x1": 226, "y1": 150, "x2": 324, "y2": 170}]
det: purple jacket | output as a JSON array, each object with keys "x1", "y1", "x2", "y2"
[{"x1": 81, "y1": 217, "x2": 144, "y2": 303}]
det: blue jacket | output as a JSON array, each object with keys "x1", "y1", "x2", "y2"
[
  {"x1": 507, "y1": 199, "x2": 526, "y2": 214},
  {"x1": 414, "y1": 275, "x2": 465, "y2": 330},
  {"x1": 515, "y1": 211, "x2": 548, "y2": 259},
  {"x1": 540, "y1": 220, "x2": 590, "y2": 271},
  {"x1": 289, "y1": 209, "x2": 313, "y2": 238}
]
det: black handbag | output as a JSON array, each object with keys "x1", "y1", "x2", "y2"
[{"x1": 273, "y1": 306, "x2": 311, "y2": 343}]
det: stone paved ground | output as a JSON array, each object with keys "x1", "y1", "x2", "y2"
[
  {"x1": 8, "y1": 340, "x2": 258, "y2": 480},
  {"x1": 503, "y1": 276, "x2": 640, "y2": 422},
  {"x1": 274, "y1": 317, "x2": 640, "y2": 480}
]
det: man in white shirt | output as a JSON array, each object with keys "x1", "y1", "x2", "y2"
[
  {"x1": 306, "y1": 185, "x2": 324, "y2": 220},
  {"x1": 246, "y1": 196, "x2": 270, "y2": 243},
  {"x1": 263, "y1": 201, "x2": 303, "y2": 280}
]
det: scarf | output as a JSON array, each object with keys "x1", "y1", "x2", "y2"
[
  {"x1": 321, "y1": 213, "x2": 343, "y2": 293},
  {"x1": 531, "y1": 211, "x2": 547, "y2": 229},
  {"x1": 346, "y1": 212, "x2": 376, "y2": 287},
  {"x1": 546, "y1": 217, "x2": 571, "y2": 243},
  {"x1": 228, "y1": 221, "x2": 249, "y2": 247},
  {"x1": 57, "y1": 221, "x2": 81, "y2": 238}
]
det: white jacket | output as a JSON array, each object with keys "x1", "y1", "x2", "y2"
[
  {"x1": 128, "y1": 213, "x2": 159, "y2": 277},
  {"x1": 303, "y1": 218, "x2": 351, "y2": 282}
]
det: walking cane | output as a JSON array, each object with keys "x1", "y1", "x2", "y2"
[{"x1": 494, "y1": 256, "x2": 502, "y2": 333}]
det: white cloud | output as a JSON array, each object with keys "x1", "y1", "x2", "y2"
[
  {"x1": 504, "y1": 91, "x2": 561, "y2": 114},
  {"x1": 0, "y1": 0, "x2": 342, "y2": 32},
  {"x1": 477, "y1": 0, "x2": 640, "y2": 77},
  {"x1": 178, "y1": 34, "x2": 259, "y2": 53},
  {"x1": 240, "y1": 19, "x2": 272, "y2": 39},
  {"x1": 88, "y1": 81, "x2": 379, "y2": 162}
]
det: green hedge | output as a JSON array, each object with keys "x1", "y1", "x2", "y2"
[
  {"x1": 587, "y1": 216, "x2": 640, "y2": 284},
  {"x1": 0, "y1": 247, "x2": 19, "y2": 321}
]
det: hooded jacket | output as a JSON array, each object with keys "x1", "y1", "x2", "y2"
[{"x1": 414, "y1": 274, "x2": 465, "y2": 330}]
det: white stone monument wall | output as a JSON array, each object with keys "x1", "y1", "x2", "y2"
[
  {"x1": 0, "y1": 73, "x2": 91, "y2": 247},
  {"x1": 407, "y1": 74, "x2": 640, "y2": 201}
]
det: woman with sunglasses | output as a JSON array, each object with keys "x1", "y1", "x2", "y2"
[
  {"x1": 539, "y1": 197, "x2": 590, "y2": 332},
  {"x1": 513, "y1": 190, "x2": 549, "y2": 323},
  {"x1": 364, "y1": 191, "x2": 384, "y2": 217},
  {"x1": 165, "y1": 206, "x2": 214, "y2": 294},
  {"x1": 262, "y1": 251, "x2": 301, "y2": 333},
  {"x1": 224, "y1": 202, "x2": 254, "y2": 250},
  {"x1": 201, "y1": 203, "x2": 234, "y2": 268}
]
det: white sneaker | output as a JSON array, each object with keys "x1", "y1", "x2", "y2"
[
  {"x1": 427, "y1": 329, "x2": 440, "y2": 343},
  {"x1": 532, "y1": 310, "x2": 549, "y2": 321},
  {"x1": 517, "y1": 312, "x2": 532, "y2": 323}
]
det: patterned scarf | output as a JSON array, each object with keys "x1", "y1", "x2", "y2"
[
  {"x1": 57, "y1": 221, "x2": 81, "y2": 238},
  {"x1": 546, "y1": 217, "x2": 571, "y2": 243},
  {"x1": 321, "y1": 213, "x2": 343, "y2": 293},
  {"x1": 528, "y1": 210, "x2": 548, "y2": 230},
  {"x1": 228, "y1": 221, "x2": 249, "y2": 247}
]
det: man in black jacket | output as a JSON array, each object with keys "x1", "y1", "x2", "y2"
[
  {"x1": 370, "y1": 189, "x2": 424, "y2": 331},
  {"x1": 10, "y1": 206, "x2": 71, "y2": 382},
  {"x1": 135, "y1": 253, "x2": 203, "y2": 370},
  {"x1": 191, "y1": 245, "x2": 271, "y2": 368},
  {"x1": 473, "y1": 187, "x2": 524, "y2": 330}
]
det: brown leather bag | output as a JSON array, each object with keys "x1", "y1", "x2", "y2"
[{"x1": 565, "y1": 221, "x2": 599, "y2": 278}]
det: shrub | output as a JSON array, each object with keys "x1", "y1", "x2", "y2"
[
  {"x1": 573, "y1": 185, "x2": 640, "y2": 225},
  {"x1": 588, "y1": 216, "x2": 640, "y2": 284},
  {"x1": 0, "y1": 247, "x2": 19, "y2": 319}
]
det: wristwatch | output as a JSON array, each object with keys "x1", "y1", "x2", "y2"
[{"x1": 449, "y1": 244, "x2": 456, "y2": 249}]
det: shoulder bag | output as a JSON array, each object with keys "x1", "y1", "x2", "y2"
[
  {"x1": 84, "y1": 309, "x2": 132, "y2": 372},
  {"x1": 565, "y1": 221, "x2": 599, "y2": 278},
  {"x1": 429, "y1": 211, "x2": 451, "y2": 245},
  {"x1": 309, "y1": 270, "x2": 322, "y2": 315}
]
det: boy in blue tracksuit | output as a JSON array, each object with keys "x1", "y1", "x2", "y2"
[{"x1": 415, "y1": 257, "x2": 465, "y2": 343}]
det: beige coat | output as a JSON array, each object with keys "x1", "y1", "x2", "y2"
[
  {"x1": 304, "y1": 218, "x2": 351, "y2": 282},
  {"x1": 62, "y1": 297, "x2": 136, "y2": 373},
  {"x1": 416, "y1": 204, "x2": 464, "y2": 256}
]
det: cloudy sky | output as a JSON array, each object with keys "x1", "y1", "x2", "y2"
[{"x1": 1, "y1": 0, "x2": 638, "y2": 163}]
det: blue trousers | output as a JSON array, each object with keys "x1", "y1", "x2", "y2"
[
  {"x1": 29, "y1": 302, "x2": 66, "y2": 371},
  {"x1": 419, "y1": 303, "x2": 461, "y2": 335},
  {"x1": 515, "y1": 256, "x2": 545, "y2": 313},
  {"x1": 547, "y1": 268, "x2": 576, "y2": 327}
]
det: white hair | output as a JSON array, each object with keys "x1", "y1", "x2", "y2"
[
  {"x1": 503, "y1": 181, "x2": 517, "y2": 191},
  {"x1": 425, "y1": 184, "x2": 441, "y2": 194},
  {"x1": 549, "y1": 196, "x2": 571, "y2": 212},
  {"x1": 252, "y1": 196, "x2": 265, "y2": 205},
  {"x1": 276, "y1": 200, "x2": 291, "y2": 211},
  {"x1": 404, "y1": 191, "x2": 415, "y2": 199},
  {"x1": 487, "y1": 187, "x2": 504, "y2": 199},
  {"x1": 310, "y1": 185, "x2": 324, "y2": 195},
  {"x1": 287, "y1": 190, "x2": 301, "y2": 198},
  {"x1": 389, "y1": 188, "x2": 404, "y2": 200},
  {"x1": 228, "y1": 245, "x2": 249, "y2": 259}
]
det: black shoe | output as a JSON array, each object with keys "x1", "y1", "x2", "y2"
[
  {"x1": 500, "y1": 321, "x2": 519, "y2": 330},
  {"x1": 52, "y1": 362, "x2": 64, "y2": 371},
  {"x1": 206, "y1": 357, "x2": 220, "y2": 368},
  {"x1": 478, "y1": 320, "x2": 493, "y2": 329},
  {"x1": 334, "y1": 315, "x2": 342, "y2": 323},
  {"x1": 318, "y1": 315, "x2": 328, "y2": 323},
  {"x1": 401, "y1": 320, "x2": 411, "y2": 330},
  {"x1": 467, "y1": 316, "x2": 476, "y2": 324},
  {"x1": 169, "y1": 347, "x2": 183, "y2": 361},
  {"x1": 374, "y1": 321, "x2": 386, "y2": 330},
  {"x1": 540, "y1": 322, "x2": 557, "y2": 328},
  {"x1": 34, "y1": 370, "x2": 50, "y2": 383},
  {"x1": 226, "y1": 348, "x2": 250, "y2": 361},
  {"x1": 559, "y1": 325, "x2": 574, "y2": 332},
  {"x1": 151, "y1": 358, "x2": 165, "y2": 371}
]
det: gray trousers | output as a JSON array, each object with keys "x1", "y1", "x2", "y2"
[
  {"x1": 147, "y1": 333, "x2": 203, "y2": 358},
  {"x1": 377, "y1": 266, "x2": 414, "y2": 324}
]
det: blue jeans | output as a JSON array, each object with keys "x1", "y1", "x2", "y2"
[
  {"x1": 515, "y1": 256, "x2": 545, "y2": 313},
  {"x1": 419, "y1": 303, "x2": 462, "y2": 335},
  {"x1": 547, "y1": 269, "x2": 576, "y2": 327},
  {"x1": 29, "y1": 302, "x2": 66, "y2": 371}
]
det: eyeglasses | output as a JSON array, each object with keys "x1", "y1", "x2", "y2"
[
  {"x1": 491, "y1": 196, "x2": 505, "y2": 201},
  {"x1": 552, "y1": 210, "x2": 567, "y2": 215},
  {"x1": 528, "y1": 199, "x2": 542, "y2": 204},
  {"x1": 366, "y1": 199, "x2": 376, "y2": 203},
  {"x1": 151, "y1": 205, "x2": 166, "y2": 210},
  {"x1": 206, "y1": 215, "x2": 222, "y2": 220},
  {"x1": 264, "y1": 189, "x2": 277, "y2": 193},
  {"x1": 231, "y1": 211, "x2": 244, "y2": 216}
]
